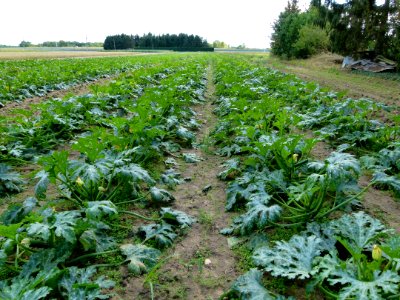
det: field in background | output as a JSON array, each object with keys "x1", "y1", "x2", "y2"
[
  {"x1": 1, "y1": 48, "x2": 398, "y2": 105},
  {"x1": 0, "y1": 52, "x2": 399, "y2": 299},
  {"x1": 0, "y1": 47, "x2": 163, "y2": 59}
]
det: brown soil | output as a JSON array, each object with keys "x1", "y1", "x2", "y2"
[
  {"x1": 360, "y1": 176, "x2": 400, "y2": 231},
  {"x1": 118, "y1": 65, "x2": 239, "y2": 299}
]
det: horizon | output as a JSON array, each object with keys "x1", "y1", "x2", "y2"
[{"x1": 0, "y1": 0, "x2": 313, "y2": 48}]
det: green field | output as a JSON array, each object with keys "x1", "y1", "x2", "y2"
[{"x1": 0, "y1": 53, "x2": 399, "y2": 299}]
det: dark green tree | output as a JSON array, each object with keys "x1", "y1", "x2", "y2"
[
  {"x1": 324, "y1": 0, "x2": 398, "y2": 57},
  {"x1": 19, "y1": 41, "x2": 32, "y2": 47},
  {"x1": 271, "y1": 1, "x2": 308, "y2": 58},
  {"x1": 103, "y1": 34, "x2": 134, "y2": 50},
  {"x1": 104, "y1": 33, "x2": 211, "y2": 50}
]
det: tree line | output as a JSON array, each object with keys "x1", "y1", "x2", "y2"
[
  {"x1": 271, "y1": 0, "x2": 400, "y2": 65},
  {"x1": 103, "y1": 33, "x2": 212, "y2": 50},
  {"x1": 19, "y1": 41, "x2": 103, "y2": 47}
]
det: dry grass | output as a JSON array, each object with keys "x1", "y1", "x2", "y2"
[{"x1": 264, "y1": 53, "x2": 400, "y2": 106}]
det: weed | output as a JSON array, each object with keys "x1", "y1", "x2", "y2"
[
  {"x1": 198, "y1": 209, "x2": 214, "y2": 229},
  {"x1": 232, "y1": 244, "x2": 254, "y2": 272}
]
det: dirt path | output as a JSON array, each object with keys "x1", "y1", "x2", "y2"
[
  {"x1": 120, "y1": 64, "x2": 238, "y2": 299},
  {"x1": 264, "y1": 54, "x2": 400, "y2": 107}
]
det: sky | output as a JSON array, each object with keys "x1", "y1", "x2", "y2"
[{"x1": 1, "y1": 0, "x2": 313, "y2": 48}]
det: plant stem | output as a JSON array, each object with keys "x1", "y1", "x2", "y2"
[
  {"x1": 319, "y1": 184, "x2": 372, "y2": 219},
  {"x1": 318, "y1": 284, "x2": 339, "y2": 299},
  {"x1": 149, "y1": 282, "x2": 155, "y2": 300},
  {"x1": 119, "y1": 210, "x2": 160, "y2": 221},
  {"x1": 91, "y1": 261, "x2": 125, "y2": 268},
  {"x1": 104, "y1": 221, "x2": 133, "y2": 230},
  {"x1": 115, "y1": 191, "x2": 151, "y2": 205},
  {"x1": 67, "y1": 249, "x2": 119, "y2": 264}
]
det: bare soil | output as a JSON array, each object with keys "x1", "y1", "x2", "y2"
[
  {"x1": 360, "y1": 176, "x2": 400, "y2": 231},
  {"x1": 117, "y1": 65, "x2": 239, "y2": 299}
]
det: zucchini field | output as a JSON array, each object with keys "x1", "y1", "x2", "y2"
[{"x1": 0, "y1": 53, "x2": 400, "y2": 299}]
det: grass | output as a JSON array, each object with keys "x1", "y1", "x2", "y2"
[
  {"x1": 231, "y1": 244, "x2": 255, "y2": 272},
  {"x1": 263, "y1": 53, "x2": 400, "y2": 105},
  {"x1": 198, "y1": 208, "x2": 214, "y2": 230}
]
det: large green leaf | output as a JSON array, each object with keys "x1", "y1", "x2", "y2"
[
  {"x1": 218, "y1": 158, "x2": 241, "y2": 181},
  {"x1": 329, "y1": 269, "x2": 400, "y2": 300},
  {"x1": 222, "y1": 200, "x2": 281, "y2": 236},
  {"x1": 34, "y1": 170, "x2": 49, "y2": 200},
  {"x1": 372, "y1": 172, "x2": 400, "y2": 197},
  {"x1": 182, "y1": 152, "x2": 203, "y2": 163},
  {"x1": 176, "y1": 126, "x2": 195, "y2": 143},
  {"x1": 72, "y1": 162, "x2": 103, "y2": 185},
  {"x1": 150, "y1": 187, "x2": 175, "y2": 204},
  {"x1": 0, "y1": 163, "x2": 24, "y2": 195},
  {"x1": 27, "y1": 223, "x2": 51, "y2": 242},
  {"x1": 58, "y1": 266, "x2": 114, "y2": 300},
  {"x1": 52, "y1": 211, "x2": 80, "y2": 243},
  {"x1": 138, "y1": 222, "x2": 177, "y2": 248},
  {"x1": 309, "y1": 152, "x2": 360, "y2": 181},
  {"x1": 225, "y1": 179, "x2": 269, "y2": 211},
  {"x1": 329, "y1": 211, "x2": 391, "y2": 251},
  {"x1": 85, "y1": 201, "x2": 118, "y2": 220},
  {"x1": 0, "y1": 270, "x2": 59, "y2": 300},
  {"x1": 160, "y1": 207, "x2": 196, "y2": 229},
  {"x1": 27, "y1": 211, "x2": 80, "y2": 244},
  {"x1": 0, "y1": 284, "x2": 51, "y2": 300},
  {"x1": 1, "y1": 197, "x2": 37, "y2": 225},
  {"x1": 116, "y1": 163, "x2": 155, "y2": 185},
  {"x1": 79, "y1": 229, "x2": 116, "y2": 252},
  {"x1": 228, "y1": 269, "x2": 274, "y2": 300},
  {"x1": 160, "y1": 168, "x2": 183, "y2": 189},
  {"x1": 20, "y1": 244, "x2": 72, "y2": 278},
  {"x1": 254, "y1": 235, "x2": 323, "y2": 280},
  {"x1": 120, "y1": 244, "x2": 161, "y2": 275}
]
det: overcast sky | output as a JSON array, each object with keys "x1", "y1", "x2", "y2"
[{"x1": 2, "y1": 0, "x2": 314, "y2": 48}]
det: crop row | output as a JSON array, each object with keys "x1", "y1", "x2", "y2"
[
  {"x1": 211, "y1": 55, "x2": 400, "y2": 299},
  {"x1": 0, "y1": 54, "x2": 208, "y2": 298},
  {"x1": 0, "y1": 55, "x2": 171, "y2": 103}
]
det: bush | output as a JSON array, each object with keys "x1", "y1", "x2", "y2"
[{"x1": 294, "y1": 25, "x2": 329, "y2": 58}]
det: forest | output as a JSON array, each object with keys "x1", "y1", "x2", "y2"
[
  {"x1": 271, "y1": 0, "x2": 400, "y2": 65},
  {"x1": 103, "y1": 33, "x2": 212, "y2": 51}
]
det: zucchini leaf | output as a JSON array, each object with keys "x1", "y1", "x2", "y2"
[
  {"x1": 329, "y1": 269, "x2": 400, "y2": 300},
  {"x1": 138, "y1": 222, "x2": 177, "y2": 248},
  {"x1": 160, "y1": 207, "x2": 196, "y2": 229},
  {"x1": 227, "y1": 269, "x2": 274, "y2": 300},
  {"x1": 120, "y1": 244, "x2": 161, "y2": 275},
  {"x1": 254, "y1": 235, "x2": 323, "y2": 280},
  {"x1": 330, "y1": 211, "x2": 391, "y2": 251},
  {"x1": 150, "y1": 187, "x2": 175, "y2": 204},
  {"x1": 58, "y1": 266, "x2": 114, "y2": 300},
  {"x1": 85, "y1": 201, "x2": 118, "y2": 220}
]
